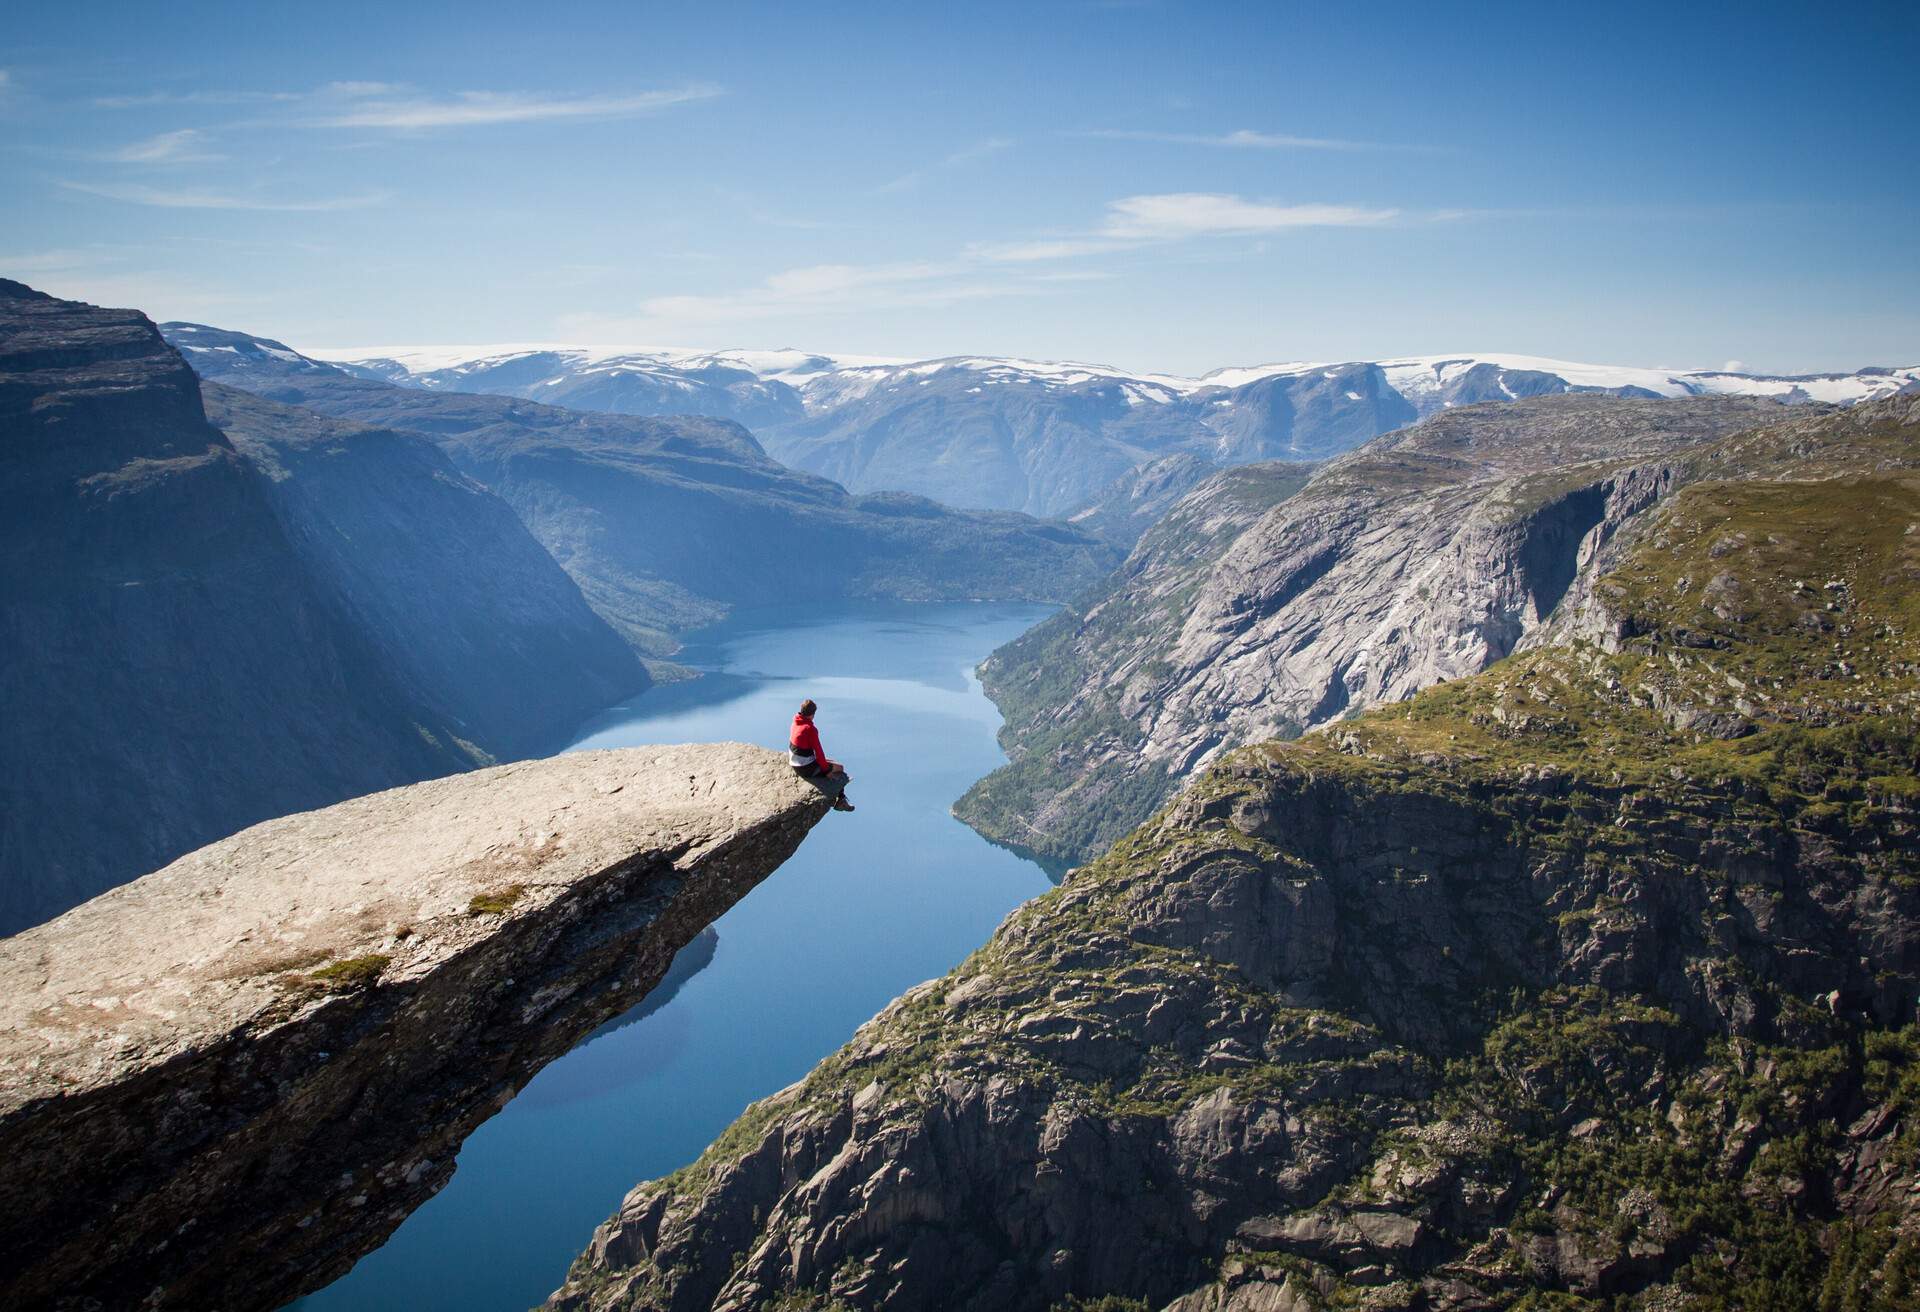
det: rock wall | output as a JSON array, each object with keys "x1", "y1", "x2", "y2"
[
  {"x1": 0, "y1": 281, "x2": 480, "y2": 932},
  {"x1": 957, "y1": 395, "x2": 1796, "y2": 869},
  {"x1": 0, "y1": 744, "x2": 831, "y2": 1312}
]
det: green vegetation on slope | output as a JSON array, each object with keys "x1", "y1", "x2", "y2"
[{"x1": 552, "y1": 401, "x2": 1920, "y2": 1312}]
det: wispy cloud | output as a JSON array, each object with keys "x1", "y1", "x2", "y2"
[
  {"x1": 104, "y1": 129, "x2": 224, "y2": 164},
  {"x1": 556, "y1": 257, "x2": 1074, "y2": 338},
  {"x1": 59, "y1": 181, "x2": 385, "y2": 212},
  {"x1": 313, "y1": 85, "x2": 721, "y2": 129},
  {"x1": 94, "y1": 88, "x2": 304, "y2": 109},
  {"x1": 1080, "y1": 127, "x2": 1419, "y2": 151},
  {"x1": 564, "y1": 184, "x2": 1417, "y2": 336},
  {"x1": 635, "y1": 261, "x2": 982, "y2": 323},
  {"x1": 87, "y1": 80, "x2": 719, "y2": 132},
  {"x1": 874, "y1": 137, "x2": 1012, "y2": 194},
  {"x1": 320, "y1": 81, "x2": 410, "y2": 98},
  {"x1": 970, "y1": 192, "x2": 1399, "y2": 263},
  {"x1": 1101, "y1": 193, "x2": 1398, "y2": 238},
  {"x1": 2, "y1": 247, "x2": 125, "y2": 275},
  {"x1": 967, "y1": 237, "x2": 1132, "y2": 263}
]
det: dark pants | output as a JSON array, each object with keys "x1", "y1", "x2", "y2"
[{"x1": 794, "y1": 762, "x2": 849, "y2": 800}]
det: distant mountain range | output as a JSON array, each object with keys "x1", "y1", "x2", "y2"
[
  {"x1": 308, "y1": 343, "x2": 1920, "y2": 516},
  {"x1": 168, "y1": 324, "x2": 1118, "y2": 657}
]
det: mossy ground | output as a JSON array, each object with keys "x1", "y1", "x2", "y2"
[
  {"x1": 467, "y1": 884, "x2": 527, "y2": 916},
  {"x1": 306, "y1": 953, "x2": 391, "y2": 992}
]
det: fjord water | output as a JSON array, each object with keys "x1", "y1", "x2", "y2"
[{"x1": 294, "y1": 601, "x2": 1056, "y2": 1312}]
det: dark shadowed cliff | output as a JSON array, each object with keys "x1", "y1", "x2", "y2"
[
  {"x1": 0, "y1": 283, "x2": 645, "y2": 932},
  {"x1": 200, "y1": 382, "x2": 645, "y2": 760},
  {"x1": 0, "y1": 282, "x2": 470, "y2": 931}
]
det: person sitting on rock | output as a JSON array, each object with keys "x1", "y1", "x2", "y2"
[{"x1": 789, "y1": 698, "x2": 854, "y2": 812}]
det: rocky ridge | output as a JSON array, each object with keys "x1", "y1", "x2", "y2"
[
  {"x1": 0, "y1": 743, "x2": 831, "y2": 1312},
  {"x1": 548, "y1": 399, "x2": 1920, "y2": 1311},
  {"x1": 1066, "y1": 454, "x2": 1314, "y2": 551},
  {"x1": 957, "y1": 394, "x2": 1797, "y2": 869}
]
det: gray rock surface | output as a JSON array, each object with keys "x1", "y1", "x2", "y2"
[
  {"x1": 957, "y1": 394, "x2": 1795, "y2": 868},
  {"x1": 0, "y1": 743, "x2": 831, "y2": 1312},
  {"x1": 1065, "y1": 453, "x2": 1309, "y2": 551}
]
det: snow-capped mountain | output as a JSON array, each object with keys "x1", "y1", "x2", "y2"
[
  {"x1": 312, "y1": 344, "x2": 839, "y2": 431},
  {"x1": 304, "y1": 343, "x2": 1920, "y2": 517},
  {"x1": 1203, "y1": 353, "x2": 1919, "y2": 409}
]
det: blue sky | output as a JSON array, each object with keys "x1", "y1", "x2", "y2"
[{"x1": 3, "y1": 0, "x2": 1914, "y2": 374}]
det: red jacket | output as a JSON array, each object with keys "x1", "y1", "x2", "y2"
[{"x1": 790, "y1": 713, "x2": 835, "y2": 772}]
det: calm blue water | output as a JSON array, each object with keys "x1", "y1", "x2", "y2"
[{"x1": 294, "y1": 600, "x2": 1055, "y2": 1311}]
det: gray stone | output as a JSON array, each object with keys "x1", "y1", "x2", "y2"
[{"x1": 0, "y1": 744, "x2": 830, "y2": 1312}]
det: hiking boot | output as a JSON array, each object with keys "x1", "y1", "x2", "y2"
[{"x1": 832, "y1": 797, "x2": 856, "y2": 812}]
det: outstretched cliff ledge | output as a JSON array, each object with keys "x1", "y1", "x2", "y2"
[{"x1": 0, "y1": 744, "x2": 830, "y2": 1312}]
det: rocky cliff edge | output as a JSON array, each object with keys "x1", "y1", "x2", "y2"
[{"x1": 0, "y1": 743, "x2": 830, "y2": 1312}]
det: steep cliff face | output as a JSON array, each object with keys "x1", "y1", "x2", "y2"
[
  {"x1": 548, "y1": 401, "x2": 1920, "y2": 1311},
  {"x1": 200, "y1": 382, "x2": 646, "y2": 760},
  {"x1": 957, "y1": 395, "x2": 1795, "y2": 869},
  {"x1": 0, "y1": 744, "x2": 831, "y2": 1312},
  {"x1": 0, "y1": 281, "x2": 480, "y2": 932},
  {"x1": 1066, "y1": 454, "x2": 1316, "y2": 551},
  {"x1": 166, "y1": 324, "x2": 1120, "y2": 656}
]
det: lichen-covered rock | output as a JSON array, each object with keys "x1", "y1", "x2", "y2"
[
  {"x1": 551, "y1": 403, "x2": 1920, "y2": 1311},
  {"x1": 0, "y1": 743, "x2": 830, "y2": 1312}
]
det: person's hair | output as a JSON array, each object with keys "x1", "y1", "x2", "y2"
[{"x1": 799, "y1": 698, "x2": 817, "y2": 717}]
